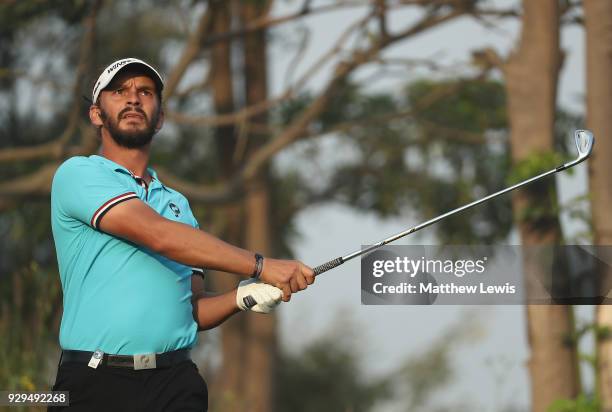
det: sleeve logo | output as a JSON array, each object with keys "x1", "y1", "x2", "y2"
[{"x1": 169, "y1": 202, "x2": 181, "y2": 217}]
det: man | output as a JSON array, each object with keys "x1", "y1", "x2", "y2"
[{"x1": 49, "y1": 57, "x2": 314, "y2": 411}]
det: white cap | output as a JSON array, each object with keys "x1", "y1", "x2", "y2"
[{"x1": 91, "y1": 58, "x2": 164, "y2": 103}]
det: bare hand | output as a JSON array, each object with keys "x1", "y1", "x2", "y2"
[{"x1": 259, "y1": 258, "x2": 314, "y2": 302}]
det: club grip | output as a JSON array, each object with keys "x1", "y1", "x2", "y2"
[
  {"x1": 244, "y1": 257, "x2": 345, "y2": 308},
  {"x1": 313, "y1": 257, "x2": 344, "y2": 276}
]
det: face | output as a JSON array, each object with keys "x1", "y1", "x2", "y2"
[{"x1": 90, "y1": 70, "x2": 163, "y2": 149}]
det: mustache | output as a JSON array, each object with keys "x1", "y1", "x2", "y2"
[{"x1": 118, "y1": 107, "x2": 147, "y2": 121}]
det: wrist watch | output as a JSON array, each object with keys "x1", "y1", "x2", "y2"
[{"x1": 251, "y1": 253, "x2": 264, "y2": 280}]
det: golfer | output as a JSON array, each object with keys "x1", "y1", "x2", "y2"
[{"x1": 49, "y1": 58, "x2": 314, "y2": 411}]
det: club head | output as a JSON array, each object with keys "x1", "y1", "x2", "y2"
[{"x1": 575, "y1": 129, "x2": 594, "y2": 161}]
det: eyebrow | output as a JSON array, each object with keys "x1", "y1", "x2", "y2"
[
  {"x1": 105, "y1": 78, "x2": 159, "y2": 96},
  {"x1": 111, "y1": 83, "x2": 156, "y2": 92}
]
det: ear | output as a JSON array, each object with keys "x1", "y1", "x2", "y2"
[
  {"x1": 155, "y1": 108, "x2": 165, "y2": 132},
  {"x1": 89, "y1": 105, "x2": 104, "y2": 128}
]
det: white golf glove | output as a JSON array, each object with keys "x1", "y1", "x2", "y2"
[{"x1": 236, "y1": 279, "x2": 283, "y2": 314}]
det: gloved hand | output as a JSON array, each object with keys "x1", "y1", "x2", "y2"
[{"x1": 236, "y1": 279, "x2": 283, "y2": 314}]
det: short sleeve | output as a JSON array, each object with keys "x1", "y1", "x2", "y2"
[
  {"x1": 182, "y1": 197, "x2": 203, "y2": 276},
  {"x1": 189, "y1": 219, "x2": 205, "y2": 273},
  {"x1": 51, "y1": 157, "x2": 139, "y2": 229},
  {"x1": 187, "y1": 207, "x2": 199, "y2": 229},
  {"x1": 174, "y1": 192, "x2": 199, "y2": 229}
]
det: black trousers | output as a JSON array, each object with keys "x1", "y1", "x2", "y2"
[{"x1": 48, "y1": 359, "x2": 208, "y2": 412}]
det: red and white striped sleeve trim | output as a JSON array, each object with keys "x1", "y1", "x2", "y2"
[{"x1": 90, "y1": 192, "x2": 138, "y2": 229}]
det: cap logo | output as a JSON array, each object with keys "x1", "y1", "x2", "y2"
[{"x1": 107, "y1": 59, "x2": 132, "y2": 74}]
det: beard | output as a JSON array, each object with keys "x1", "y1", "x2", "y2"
[{"x1": 100, "y1": 106, "x2": 160, "y2": 149}]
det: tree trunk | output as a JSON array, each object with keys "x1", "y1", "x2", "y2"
[
  {"x1": 505, "y1": 1, "x2": 579, "y2": 411},
  {"x1": 208, "y1": 2, "x2": 249, "y2": 409},
  {"x1": 207, "y1": 2, "x2": 276, "y2": 411},
  {"x1": 583, "y1": 1, "x2": 612, "y2": 409},
  {"x1": 241, "y1": 2, "x2": 277, "y2": 411}
]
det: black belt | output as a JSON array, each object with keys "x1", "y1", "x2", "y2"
[{"x1": 60, "y1": 348, "x2": 191, "y2": 370}]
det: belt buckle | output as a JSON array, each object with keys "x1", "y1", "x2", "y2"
[{"x1": 133, "y1": 353, "x2": 157, "y2": 370}]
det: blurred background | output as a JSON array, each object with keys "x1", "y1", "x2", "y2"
[{"x1": 1, "y1": 0, "x2": 611, "y2": 411}]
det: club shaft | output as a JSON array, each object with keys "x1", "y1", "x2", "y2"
[
  {"x1": 244, "y1": 130, "x2": 592, "y2": 307},
  {"x1": 313, "y1": 159, "x2": 578, "y2": 276}
]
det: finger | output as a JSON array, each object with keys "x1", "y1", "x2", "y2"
[
  {"x1": 303, "y1": 264, "x2": 315, "y2": 284},
  {"x1": 289, "y1": 277, "x2": 299, "y2": 293},
  {"x1": 280, "y1": 284, "x2": 291, "y2": 302},
  {"x1": 296, "y1": 273, "x2": 307, "y2": 290}
]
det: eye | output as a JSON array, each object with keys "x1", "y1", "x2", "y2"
[
  {"x1": 139, "y1": 89, "x2": 153, "y2": 96},
  {"x1": 113, "y1": 88, "x2": 124, "y2": 95}
]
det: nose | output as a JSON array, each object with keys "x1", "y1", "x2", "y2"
[{"x1": 125, "y1": 86, "x2": 141, "y2": 106}]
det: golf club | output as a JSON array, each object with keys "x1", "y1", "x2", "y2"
[{"x1": 243, "y1": 129, "x2": 594, "y2": 308}]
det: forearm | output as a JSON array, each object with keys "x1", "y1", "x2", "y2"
[
  {"x1": 100, "y1": 200, "x2": 314, "y2": 298},
  {"x1": 193, "y1": 291, "x2": 241, "y2": 331},
  {"x1": 151, "y1": 220, "x2": 256, "y2": 277}
]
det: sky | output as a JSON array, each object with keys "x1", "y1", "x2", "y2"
[{"x1": 267, "y1": 2, "x2": 591, "y2": 411}]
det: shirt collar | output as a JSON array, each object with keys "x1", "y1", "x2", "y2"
[{"x1": 90, "y1": 155, "x2": 170, "y2": 192}]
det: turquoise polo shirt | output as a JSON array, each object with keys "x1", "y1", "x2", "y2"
[{"x1": 51, "y1": 155, "x2": 202, "y2": 355}]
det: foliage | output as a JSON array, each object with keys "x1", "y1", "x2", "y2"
[
  {"x1": 0, "y1": 262, "x2": 62, "y2": 391},
  {"x1": 275, "y1": 313, "x2": 480, "y2": 412},
  {"x1": 275, "y1": 313, "x2": 392, "y2": 412},
  {"x1": 550, "y1": 319, "x2": 612, "y2": 412},
  {"x1": 404, "y1": 79, "x2": 510, "y2": 244},
  {"x1": 562, "y1": 194, "x2": 593, "y2": 244},
  {"x1": 0, "y1": 1, "x2": 94, "y2": 395},
  {"x1": 276, "y1": 334, "x2": 392, "y2": 412},
  {"x1": 0, "y1": 201, "x2": 62, "y2": 391},
  {"x1": 0, "y1": 0, "x2": 90, "y2": 32},
  {"x1": 504, "y1": 106, "x2": 584, "y2": 230},
  {"x1": 393, "y1": 316, "x2": 482, "y2": 412},
  {"x1": 507, "y1": 151, "x2": 567, "y2": 186},
  {"x1": 406, "y1": 79, "x2": 507, "y2": 132},
  {"x1": 277, "y1": 78, "x2": 513, "y2": 244},
  {"x1": 547, "y1": 394, "x2": 600, "y2": 412}
]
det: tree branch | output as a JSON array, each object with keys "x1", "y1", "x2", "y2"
[
  {"x1": 0, "y1": 0, "x2": 101, "y2": 164},
  {"x1": 166, "y1": 7, "x2": 375, "y2": 127},
  {"x1": 153, "y1": 7, "x2": 471, "y2": 205},
  {"x1": 0, "y1": 162, "x2": 60, "y2": 197},
  {"x1": 471, "y1": 47, "x2": 506, "y2": 75},
  {"x1": 154, "y1": 167, "x2": 243, "y2": 204},
  {"x1": 198, "y1": 1, "x2": 373, "y2": 49},
  {"x1": 376, "y1": 0, "x2": 389, "y2": 40},
  {"x1": 240, "y1": 6, "x2": 470, "y2": 182},
  {"x1": 0, "y1": 2, "x2": 471, "y2": 206},
  {"x1": 163, "y1": 8, "x2": 212, "y2": 99}
]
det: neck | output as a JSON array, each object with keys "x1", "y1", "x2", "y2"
[{"x1": 100, "y1": 134, "x2": 151, "y2": 179}]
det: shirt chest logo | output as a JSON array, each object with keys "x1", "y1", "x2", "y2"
[{"x1": 169, "y1": 202, "x2": 181, "y2": 218}]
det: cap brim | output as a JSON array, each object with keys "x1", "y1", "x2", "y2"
[{"x1": 92, "y1": 58, "x2": 164, "y2": 103}]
